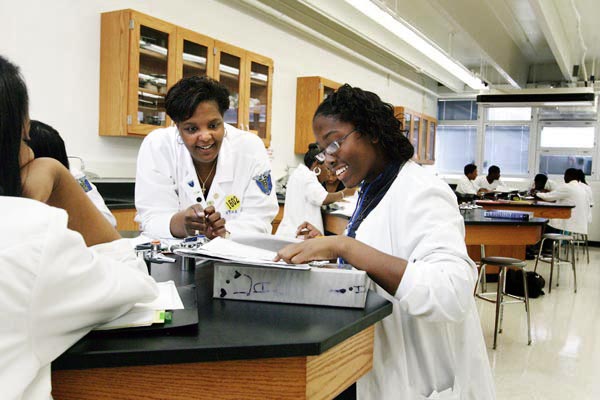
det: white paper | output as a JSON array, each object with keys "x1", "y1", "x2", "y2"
[
  {"x1": 174, "y1": 237, "x2": 311, "y2": 270},
  {"x1": 94, "y1": 281, "x2": 183, "y2": 330}
]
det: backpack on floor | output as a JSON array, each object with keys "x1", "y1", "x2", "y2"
[{"x1": 505, "y1": 269, "x2": 545, "y2": 298}]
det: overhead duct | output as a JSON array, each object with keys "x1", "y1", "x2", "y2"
[{"x1": 477, "y1": 88, "x2": 595, "y2": 107}]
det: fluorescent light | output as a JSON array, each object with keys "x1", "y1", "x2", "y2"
[{"x1": 344, "y1": 0, "x2": 486, "y2": 90}]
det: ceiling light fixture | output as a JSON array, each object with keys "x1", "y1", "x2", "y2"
[{"x1": 344, "y1": 0, "x2": 486, "y2": 90}]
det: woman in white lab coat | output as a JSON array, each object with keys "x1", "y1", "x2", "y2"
[
  {"x1": 276, "y1": 143, "x2": 354, "y2": 238},
  {"x1": 0, "y1": 55, "x2": 158, "y2": 399},
  {"x1": 135, "y1": 76, "x2": 278, "y2": 239},
  {"x1": 26, "y1": 120, "x2": 117, "y2": 227},
  {"x1": 276, "y1": 84, "x2": 495, "y2": 399}
]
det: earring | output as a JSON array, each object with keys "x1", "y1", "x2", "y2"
[{"x1": 313, "y1": 166, "x2": 321, "y2": 176}]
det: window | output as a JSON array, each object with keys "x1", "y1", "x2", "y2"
[
  {"x1": 435, "y1": 100, "x2": 478, "y2": 174},
  {"x1": 486, "y1": 107, "x2": 531, "y2": 121},
  {"x1": 435, "y1": 125, "x2": 477, "y2": 174},
  {"x1": 437, "y1": 100, "x2": 477, "y2": 121},
  {"x1": 539, "y1": 126, "x2": 594, "y2": 148},
  {"x1": 537, "y1": 122, "x2": 596, "y2": 177},
  {"x1": 484, "y1": 125, "x2": 530, "y2": 175}
]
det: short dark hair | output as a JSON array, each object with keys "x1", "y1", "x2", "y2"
[
  {"x1": 165, "y1": 76, "x2": 230, "y2": 123},
  {"x1": 464, "y1": 163, "x2": 477, "y2": 176},
  {"x1": 0, "y1": 55, "x2": 29, "y2": 197},
  {"x1": 564, "y1": 168, "x2": 580, "y2": 183},
  {"x1": 534, "y1": 173, "x2": 548, "y2": 187},
  {"x1": 304, "y1": 143, "x2": 321, "y2": 167},
  {"x1": 313, "y1": 84, "x2": 414, "y2": 162},
  {"x1": 577, "y1": 169, "x2": 587, "y2": 184},
  {"x1": 26, "y1": 120, "x2": 70, "y2": 169},
  {"x1": 488, "y1": 165, "x2": 500, "y2": 175}
]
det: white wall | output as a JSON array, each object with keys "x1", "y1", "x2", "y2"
[{"x1": 0, "y1": 0, "x2": 436, "y2": 179}]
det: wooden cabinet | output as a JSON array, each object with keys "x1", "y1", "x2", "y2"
[
  {"x1": 99, "y1": 9, "x2": 273, "y2": 147},
  {"x1": 394, "y1": 106, "x2": 437, "y2": 164},
  {"x1": 112, "y1": 208, "x2": 139, "y2": 231},
  {"x1": 295, "y1": 77, "x2": 341, "y2": 154},
  {"x1": 100, "y1": 10, "x2": 177, "y2": 137},
  {"x1": 214, "y1": 41, "x2": 274, "y2": 147}
]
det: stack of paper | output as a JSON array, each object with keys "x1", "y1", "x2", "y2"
[{"x1": 94, "y1": 280, "x2": 184, "y2": 330}]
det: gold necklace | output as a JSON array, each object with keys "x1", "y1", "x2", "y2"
[{"x1": 198, "y1": 160, "x2": 217, "y2": 195}]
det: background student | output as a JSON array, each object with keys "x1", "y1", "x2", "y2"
[
  {"x1": 536, "y1": 168, "x2": 589, "y2": 238},
  {"x1": 474, "y1": 164, "x2": 508, "y2": 192},
  {"x1": 0, "y1": 54, "x2": 158, "y2": 400},
  {"x1": 26, "y1": 120, "x2": 117, "y2": 227},
  {"x1": 456, "y1": 163, "x2": 486, "y2": 196},
  {"x1": 530, "y1": 173, "x2": 556, "y2": 194},
  {"x1": 135, "y1": 76, "x2": 278, "y2": 239},
  {"x1": 276, "y1": 84, "x2": 494, "y2": 399},
  {"x1": 276, "y1": 143, "x2": 354, "y2": 239}
]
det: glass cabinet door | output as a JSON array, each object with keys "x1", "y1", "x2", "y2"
[
  {"x1": 411, "y1": 115, "x2": 420, "y2": 159},
  {"x1": 214, "y1": 41, "x2": 245, "y2": 129},
  {"x1": 176, "y1": 29, "x2": 214, "y2": 81},
  {"x1": 129, "y1": 13, "x2": 176, "y2": 135},
  {"x1": 426, "y1": 121, "x2": 436, "y2": 161},
  {"x1": 247, "y1": 55, "x2": 273, "y2": 145}
]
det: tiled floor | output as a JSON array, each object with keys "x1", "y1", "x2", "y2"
[{"x1": 475, "y1": 246, "x2": 600, "y2": 400}]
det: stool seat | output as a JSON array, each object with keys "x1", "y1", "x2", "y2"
[
  {"x1": 542, "y1": 233, "x2": 573, "y2": 241},
  {"x1": 475, "y1": 257, "x2": 531, "y2": 349},
  {"x1": 481, "y1": 256, "x2": 526, "y2": 267}
]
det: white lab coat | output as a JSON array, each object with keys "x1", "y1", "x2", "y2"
[
  {"x1": 537, "y1": 181, "x2": 589, "y2": 234},
  {"x1": 70, "y1": 168, "x2": 117, "y2": 227},
  {"x1": 135, "y1": 124, "x2": 279, "y2": 238},
  {"x1": 455, "y1": 176, "x2": 478, "y2": 195},
  {"x1": 580, "y1": 182, "x2": 593, "y2": 223},
  {"x1": 354, "y1": 161, "x2": 495, "y2": 400},
  {"x1": 276, "y1": 164, "x2": 329, "y2": 238},
  {"x1": 0, "y1": 197, "x2": 158, "y2": 400},
  {"x1": 529, "y1": 179, "x2": 557, "y2": 192},
  {"x1": 474, "y1": 175, "x2": 506, "y2": 191}
]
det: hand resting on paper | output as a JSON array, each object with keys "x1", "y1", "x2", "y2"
[{"x1": 274, "y1": 236, "x2": 339, "y2": 264}]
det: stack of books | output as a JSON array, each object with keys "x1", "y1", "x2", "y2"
[{"x1": 484, "y1": 209, "x2": 531, "y2": 221}]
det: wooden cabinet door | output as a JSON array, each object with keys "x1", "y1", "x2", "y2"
[
  {"x1": 127, "y1": 11, "x2": 177, "y2": 136},
  {"x1": 294, "y1": 77, "x2": 340, "y2": 154},
  {"x1": 175, "y1": 28, "x2": 214, "y2": 82},
  {"x1": 214, "y1": 41, "x2": 246, "y2": 131},
  {"x1": 100, "y1": 10, "x2": 176, "y2": 136},
  {"x1": 245, "y1": 52, "x2": 273, "y2": 147}
]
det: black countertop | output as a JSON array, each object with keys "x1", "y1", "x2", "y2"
[
  {"x1": 325, "y1": 207, "x2": 548, "y2": 226},
  {"x1": 53, "y1": 260, "x2": 392, "y2": 370}
]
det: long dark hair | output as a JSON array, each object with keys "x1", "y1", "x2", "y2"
[
  {"x1": 313, "y1": 84, "x2": 414, "y2": 162},
  {"x1": 0, "y1": 55, "x2": 29, "y2": 197},
  {"x1": 27, "y1": 120, "x2": 70, "y2": 169}
]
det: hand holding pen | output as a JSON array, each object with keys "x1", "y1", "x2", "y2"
[
  {"x1": 183, "y1": 204, "x2": 227, "y2": 239},
  {"x1": 295, "y1": 221, "x2": 323, "y2": 240}
]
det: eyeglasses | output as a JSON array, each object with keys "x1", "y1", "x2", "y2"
[{"x1": 315, "y1": 129, "x2": 357, "y2": 162}]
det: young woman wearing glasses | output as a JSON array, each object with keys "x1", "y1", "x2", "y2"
[{"x1": 276, "y1": 84, "x2": 494, "y2": 400}]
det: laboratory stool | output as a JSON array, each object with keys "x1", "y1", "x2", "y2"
[
  {"x1": 474, "y1": 256, "x2": 531, "y2": 350},
  {"x1": 534, "y1": 233, "x2": 577, "y2": 293},
  {"x1": 571, "y1": 233, "x2": 590, "y2": 264}
]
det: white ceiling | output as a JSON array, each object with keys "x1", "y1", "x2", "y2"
[{"x1": 232, "y1": 0, "x2": 600, "y2": 94}]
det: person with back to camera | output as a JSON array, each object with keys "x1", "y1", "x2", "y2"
[
  {"x1": 576, "y1": 169, "x2": 593, "y2": 223},
  {"x1": 0, "y1": 55, "x2": 158, "y2": 399},
  {"x1": 536, "y1": 168, "x2": 589, "y2": 235},
  {"x1": 276, "y1": 143, "x2": 354, "y2": 239},
  {"x1": 275, "y1": 84, "x2": 495, "y2": 399},
  {"x1": 135, "y1": 76, "x2": 279, "y2": 239},
  {"x1": 26, "y1": 120, "x2": 117, "y2": 227}
]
